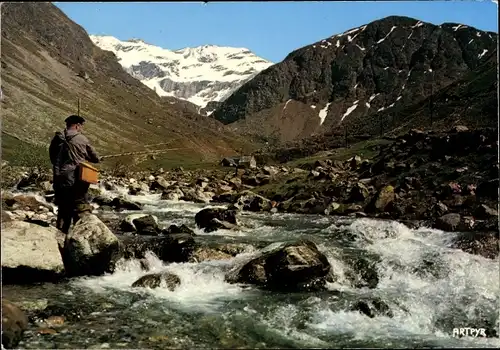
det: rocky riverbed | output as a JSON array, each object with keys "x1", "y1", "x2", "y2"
[{"x1": 1, "y1": 126, "x2": 498, "y2": 348}]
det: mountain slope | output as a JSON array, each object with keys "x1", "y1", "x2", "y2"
[
  {"x1": 90, "y1": 35, "x2": 273, "y2": 109},
  {"x1": 212, "y1": 16, "x2": 498, "y2": 144},
  {"x1": 1, "y1": 2, "x2": 252, "y2": 165}
]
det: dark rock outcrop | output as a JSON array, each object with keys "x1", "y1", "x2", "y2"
[
  {"x1": 119, "y1": 233, "x2": 195, "y2": 263},
  {"x1": 194, "y1": 208, "x2": 238, "y2": 233},
  {"x1": 226, "y1": 240, "x2": 331, "y2": 291},
  {"x1": 132, "y1": 215, "x2": 159, "y2": 235}
]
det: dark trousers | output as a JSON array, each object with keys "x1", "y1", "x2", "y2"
[{"x1": 55, "y1": 180, "x2": 90, "y2": 234}]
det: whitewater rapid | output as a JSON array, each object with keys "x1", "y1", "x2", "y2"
[{"x1": 6, "y1": 188, "x2": 499, "y2": 348}]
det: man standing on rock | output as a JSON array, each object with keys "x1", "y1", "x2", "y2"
[{"x1": 49, "y1": 115, "x2": 100, "y2": 234}]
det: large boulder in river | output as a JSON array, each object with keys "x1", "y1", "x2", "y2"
[
  {"x1": 2, "y1": 299, "x2": 28, "y2": 349},
  {"x1": 62, "y1": 214, "x2": 122, "y2": 277},
  {"x1": 119, "y1": 234, "x2": 195, "y2": 263},
  {"x1": 132, "y1": 272, "x2": 181, "y2": 291},
  {"x1": 133, "y1": 215, "x2": 159, "y2": 235},
  {"x1": 1, "y1": 221, "x2": 65, "y2": 284},
  {"x1": 120, "y1": 214, "x2": 159, "y2": 235},
  {"x1": 195, "y1": 208, "x2": 238, "y2": 233},
  {"x1": 226, "y1": 240, "x2": 331, "y2": 291},
  {"x1": 161, "y1": 224, "x2": 195, "y2": 236}
]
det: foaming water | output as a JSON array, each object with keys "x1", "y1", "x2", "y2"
[
  {"x1": 74, "y1": 251, "x2": 252, "y2": 313},
  {"x1": 8, "y1": 192, "x2": 499, "y2": 348},
  {"x1": 324, "y1": 217, "x2": 500, "y2": 346}
]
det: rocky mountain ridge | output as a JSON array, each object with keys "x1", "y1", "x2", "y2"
[{"x1": 212, "y1": 16, "x2": 498, "y2": 144}]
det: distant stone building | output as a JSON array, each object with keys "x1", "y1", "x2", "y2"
[{"x1": 220, "y1": 155, "x2": 257, "y2": 169}]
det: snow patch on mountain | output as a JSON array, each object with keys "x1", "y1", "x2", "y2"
[{"x1": 90, "y1": 35, "x2": 273, "y2": 108}]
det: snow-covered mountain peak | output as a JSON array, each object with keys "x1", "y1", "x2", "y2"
[{"x1": 90, "y1": 35, "x2": 273, "y2": 108}]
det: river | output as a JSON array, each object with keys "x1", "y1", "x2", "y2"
[{"x1": 3, "y1": 191, "x2": 499, "y2": 349}]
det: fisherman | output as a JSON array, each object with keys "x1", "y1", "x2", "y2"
[{"x1": 49, "y1": 115, "x2": 100, "y2": 234}]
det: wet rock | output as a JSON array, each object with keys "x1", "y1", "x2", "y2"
[
  {"x1": 195, "y1": 208, "x2": 238, "y2": 233},
  {"x1": 110, "y1": 197, "x2": 143, "y2": 211},
  {"x1": 189, "y1": 243, "x2": 252, "y2": 262},
  {"x1": 2, "y1": 299, "x2": 29, "y2": 349},
  {"x1": 233, "y1": 191, "x2": 272, "y2": 212},
  {"x1": 451, "y1": 231, "x2": 499, "y2": 259},
  {"x1": 62, "y1": 214, "x2": 122, "y2": 277},
  {"x1": 133, "y1": 215, "x2": 159, "y2": 235},
  {"x1": 189, "y1": 247, "x2": 233, "y2": 262},
  {"x1": 351, "y1": 298, "x2": 393, "y2": 318},
  {"x1": 474, "y1": 204, "x2": 498, "y2": 219},
  {"x1": 366, "y1": 185, "x2": 395, "y2": 213},
  {"x1": 161, "y1": 224, "x2": 195, "y2": 236},
  {"x1": 119, "y1": 214, "x2": 159, "y2": 235},
  {"x1": 119, "y1": 234, "x2": 195, "y2": 263},
  {"x1": 33, "y1": 301, "x2": 107, "y2": 323},
  {"x1": 92, "y1": 194, "x2": 114, "y2": 207},
  {"x1": 433, "y1": 213, "x2": 463, "y2": 232},
  {"x1": 119, "y1": 219, "x2": 136, "y2": 233},
  {"x1": 1, "y1": 221, "x2": 65, "y2": 284},
  {"x1": 227, "y1": 240, "x2": 331, "y2": 291},
  {"x1": 132, "y1": 272, "x2": 181, "y2": 291},
  {"x1": 340, "y1": 252, "x2": 380, "y2": 289}
]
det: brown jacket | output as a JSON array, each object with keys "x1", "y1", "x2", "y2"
[{"x1": 49, "y1": 129, "x2": 99, "y2": 187}]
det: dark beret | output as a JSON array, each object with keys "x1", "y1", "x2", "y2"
[{"x1": 65, "y1": 115, "x2": 86, "y2": 125}]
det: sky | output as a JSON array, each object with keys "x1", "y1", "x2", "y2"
[{"x1": 54, "y1": 1, "x2": 498, "y2": 63}]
